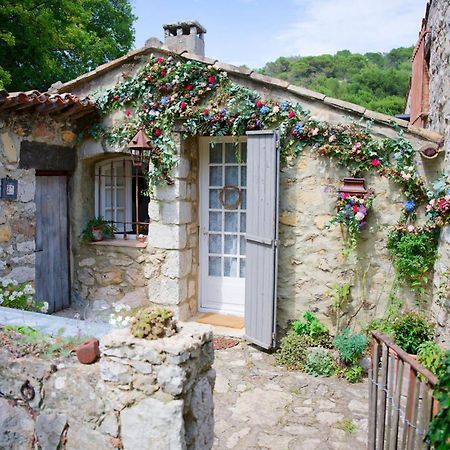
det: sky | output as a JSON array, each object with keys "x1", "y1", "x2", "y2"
[{"x1": 130, "y1": 0, "x2": 426, "y2": 69}]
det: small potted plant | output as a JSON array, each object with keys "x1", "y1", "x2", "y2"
[{"x1": 81, "y1": 217, "x2": 115, "y2": 242}]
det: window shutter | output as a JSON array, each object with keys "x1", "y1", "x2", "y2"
[{"x1": 244, "y1": 130, "x2": 280, "y2": 349}]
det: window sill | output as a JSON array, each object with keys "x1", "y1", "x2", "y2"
[{"x1": 89, "y1": 239, "x2": 147, "y2": 249}]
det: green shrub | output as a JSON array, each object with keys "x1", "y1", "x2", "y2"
[
  {"x1": 304, "y1": 348, "x2": 335, "y2": 377},
  {"x1": 333, "y1": 328, "x2": 368, "y2": 364},
  {"x1": 417, "y1": 341, "x2": 446, "y2": 378},
  {"x1": 292, "y1": 311, "x2": 328, "y2": 341},
  {"x1": 391, "y1": 312, "x2": 434, "y2": 354},
  {"x1": 0, "y1": 278, "x2": 48, "y2": 313},
  {"x1": 365, "y1": 318, "x2": 395, "y2": 337},
  {"x1": 275, "y1": 331, "x2": 311, "y2": 370},
  {"x1": 344, "y1": 364, "x2": 363, "y2": 383},
  {"x1": 426, "y1": 351, "x2": 450, "y2": 449}
]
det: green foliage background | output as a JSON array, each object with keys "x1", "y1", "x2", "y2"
[
  {"x1": 0, "y1": 0, "x2": 136, "y2": 91},
  {"x1": 260, "y1": 47, "x2": 413, "y2": 115}
]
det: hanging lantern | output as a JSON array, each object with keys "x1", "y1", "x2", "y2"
[
  {"x1": 338, "y1": 178, "x2": 367, "y2": 197},
  {"x1": 127, "y1": 129, "x2": 152, "y2": 167}
]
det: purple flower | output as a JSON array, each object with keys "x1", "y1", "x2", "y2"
[
  {"x1": 345, "y1": 204, "x2": 351, "y2": 209},
  {"x1": 255, "y1": 119, "x2": 262, "y2": 128},
  {"x1": 359, "y1": 205, "x2": 367, "y2": 215},
  {"x1": 281, "y1": 101, "x2": 289, "y2": 111}
]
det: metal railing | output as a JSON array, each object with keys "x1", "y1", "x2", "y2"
[{"x1": 368, "y1": 332, "x2": 439, "y2": 450}]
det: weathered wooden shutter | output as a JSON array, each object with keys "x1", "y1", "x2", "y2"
[
  {"x1": 35, "y1": 175, "x2": 70, "y2": 313},
  {"x1": 244, "y1": 130, "x2": 280, "y2": 349}
]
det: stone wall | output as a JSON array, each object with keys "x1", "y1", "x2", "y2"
[
  {"x1": 65, "y1": 50, "x2": 445, "y2": 332},
  {"x1": 73, "y1": 244, "x2": 157, "y2": 318},
  {"x1": 427, "y1": 0, "x2": 450, "y2": 344},
  {"x1": 0, "y1": 322, "x2": 215, "y2": 450},
  {"x1": 0, "y1": 116, "x2": 76, "y2": 284}
]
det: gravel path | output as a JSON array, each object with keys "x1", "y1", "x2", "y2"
[{"x1": 213, "y1": 341, "x2": 368, "y2": 450}]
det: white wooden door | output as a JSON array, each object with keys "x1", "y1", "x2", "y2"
[{"x1": 199, "y1": 137, "x2": 247, "y2": 315}]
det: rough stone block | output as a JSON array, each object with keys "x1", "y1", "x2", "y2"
[
  {"x1": 65, "y1": 421, "x2": 115, "y2": 450},
  {"x1": 120, "y1": 397, "x2": 185, "y2": 450},
  {"x1": 157, "y1": 365, "x2": 187, "y2": 395},
  {"x1": 147, "y1": 276, "x2": 188, "y2": 305},
  {"x1": 148, "y1": 223, "x2": 187, "y2": 250},
  {"x1": 0, "y1": 398, "x2": 34, "y2": 450},
  {"x1": 36, "y1": 412, "x2": 67, "y2": 450},
  {"x1": 155, "y1": 180, "x2": 187, "y2": 201},
  {"x1": 0, "y1": 224, "x2": 11, "y2": 242},
  {"x1": 162, "y1": 201, "x2": 192, "y2": 225},
  {"x1": 163, "y1": 249, "x2": 193, "y2": 278}
]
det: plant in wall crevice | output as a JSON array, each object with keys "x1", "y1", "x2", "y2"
[{"x1": 387, "y1": 225, "x2": 440, "y2": 296}]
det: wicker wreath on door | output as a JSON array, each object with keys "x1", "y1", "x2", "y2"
[{"x1": 219, "y1": 185, "x2": 242, "y2": 210}]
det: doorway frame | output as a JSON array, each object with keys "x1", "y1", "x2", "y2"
[{"x1": 198, "y1": 136, "x2": 247, "y2": 316}]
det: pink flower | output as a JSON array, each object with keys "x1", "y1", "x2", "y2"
[
  {"x1": 256, "y1": 100, "x2": 263, "y2": 108},
  {"x1": 180, "y1": 101, "x2": 187, "y2": 110},
  {"x1": 407, "y1": 225, "x2": 415, "y2": 233},
  {"x1": 343, "y1": 193, "x2": 350, "y2": 199},
  {"x1": 156, "y1": 57, "x2": 165, "y2": 63},
  {"x1": 154, "y1": 128, "x2": 162, "y2": 137},
  {"x1": 355, "y1": 212, "x2": 365, "y2": 221},
  {"x1": 160, "y1": 70, "x2": 166, "y2": 77},
  {"x1": 203, "y1": 108, "x2": 209, "y2": 116},
  {"x1": 311, "y1": 128, "x2": 319, "y2": 136},
  {"x1": 273, "y1": 105, "x2": 280, "y2": 113},
  {"x1": 352, "y1": 205, "x2": 359, "y2": 213},
  {"x1": 125, "y1": 109, "x2": 132, "y2": 117},
  {"x1": 288, "y1": 111, "x2": 295, "y2": 119},
  {"x1": 371, "y1": 159, "x2": 381, "y2": 167},
  {"x1": 185, "y1": 84, "x2": 193, "y2": 91},
  {"x1": 208, "y1": 75, "x2": 216, "y2": 84},
  {"x1": 329, "y1": 135, "x2": 336, "y2": 143}
]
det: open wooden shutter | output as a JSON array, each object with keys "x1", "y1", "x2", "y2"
[{"x1": 244, "y1": 130, "x2": 280, "y2": 349}]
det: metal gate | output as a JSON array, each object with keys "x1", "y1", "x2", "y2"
[{"x1": 368, "y1": 332, "x2": 439, "y2": 450}]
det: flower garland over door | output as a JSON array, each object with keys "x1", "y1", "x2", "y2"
[{"x1": 91, "y1": 54, "x2": 449, "y2": 293}]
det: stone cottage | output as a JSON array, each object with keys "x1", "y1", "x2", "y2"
[{"x1": 0, "y1": 21, "x2": 445, "y2": 349}]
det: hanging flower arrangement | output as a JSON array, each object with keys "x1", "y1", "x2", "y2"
[{"x1": 327, "y1": 191, "x2": 375, "y2": 255}]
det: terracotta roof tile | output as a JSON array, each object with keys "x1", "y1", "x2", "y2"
[{"x1": 0, "y1": 90, "x2": 96, "y2": 119}]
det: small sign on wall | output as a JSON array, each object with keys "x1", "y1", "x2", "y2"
[{"x1": 1, "y1": 178, "x2": 18, "y2": 200}]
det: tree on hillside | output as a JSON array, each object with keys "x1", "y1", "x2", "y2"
[
  {"x1": 260, "y1": 47, "x2": 413, "y2": 115},
  {"x1": 0, "y1": 0, "x2": 136, "y2": 92}
]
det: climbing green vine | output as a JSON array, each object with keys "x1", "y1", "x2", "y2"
[{"x1": 91, "y1": 53, "x2": 449, "y2": 289}]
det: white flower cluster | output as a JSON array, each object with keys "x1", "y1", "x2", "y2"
[
  {"x1": 0, "y1": 278, "x2": 44, "y2": 312},
  {"x1": 109, "y1": 303, "x2": 132, "y2": 328}
]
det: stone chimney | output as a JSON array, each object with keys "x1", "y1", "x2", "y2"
[{"x1": 163, "y1": 21, "x2": 206, "y2": 56}]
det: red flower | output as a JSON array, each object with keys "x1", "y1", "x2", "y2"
[
  {"x1": 343, "y1": 193, "x2": 350, "y2": 199},
  {"x1": 112, "y1": 95, "x2": 120, "y2": 101},
  {"x1": 256, "y1": 100, "x2": 263, "y2": 108},
  {"x1": 160, "y1": 70, "x2": 166, "y2": 77},
  {"x1": 203, "y1": 108, "x2": 209, "y2": 116},
  {"x1": 180, "y1": 101, "x2": 187, "y2": 110},
  {"x1": 288, "y1": 111, "x2": 296, "y2": 119},
  {"x1": 186, "y1": 84, "x2": 193, "y2": 91},
  {"x1": 352, "y1": 205, "x2": 359, "y2": 213},
  {"x1": 154, "y1": 128, "x2": 162, "y2": 137},
  {"x1": 156, "y1": 57, "x2": 165, "y2": 63},
  {"x1": 125, "y1": 109, "x2": 132, "y2": 117},
  {"x1": 371, "y1": 159, "x2": 380, "y2": 167},
  {"x1": 208, "y1": 75, "x2": 216, "y2": 84}
]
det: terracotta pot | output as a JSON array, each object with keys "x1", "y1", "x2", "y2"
[
  {"x1": 76, "y1": 338, "x2": 100, "y2": 364},
  {"x1": 91, "y1": 227, "x2": 103, "y2": 242},
  {"x1": 339, "y1": 177, "x2": 367, "y2": 196}
]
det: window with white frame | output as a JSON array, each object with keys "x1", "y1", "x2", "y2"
[{"x1": 95, "y1": 158, "x2": 149, "y2": 238}]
